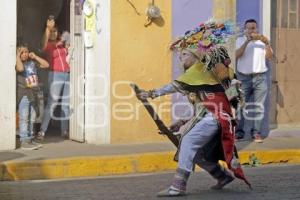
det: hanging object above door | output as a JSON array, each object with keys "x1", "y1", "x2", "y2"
[
  {"x1": 83, "y1": 0, "x2": 94, "y2": 17},
  {"x1": 145, "y1": 0, "x2": 161, "y2": 27}
]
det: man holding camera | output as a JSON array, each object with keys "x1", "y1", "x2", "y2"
[{"x1": 235, "y1": 19, "x2": 273, "y2": 143}]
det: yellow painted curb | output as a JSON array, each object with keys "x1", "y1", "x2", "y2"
[
  {"x1": 239, "y1": 149, "x2": 300, "y2": 164},
  {"x1": 0, "y1": 152, "x2": 177, "y2": 181},
  {"x1": 0, "y1": 149, "x2": 299, "y2": 181}
]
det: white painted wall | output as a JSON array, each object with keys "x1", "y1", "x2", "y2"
[
  {"x1": 0, "y1": 1, "x2": 16, "y2": 150},
  {"x1": 84, "y1": 0, "x2": 110, "y2": 144}
]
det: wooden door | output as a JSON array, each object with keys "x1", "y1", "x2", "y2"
[{"x1": 271, "y1": 0, "x2": 300, "y2": 126}]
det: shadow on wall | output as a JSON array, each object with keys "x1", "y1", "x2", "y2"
[
  {"x1": 144, "y1": 16, "x2": 165, "y2": 27},
  {"x1": 152, "y1": 16, "x2": 165, "y2": 27}
]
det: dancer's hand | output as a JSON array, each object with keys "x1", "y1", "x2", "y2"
[
  {"x1": 137, "y1": 90, "x2": 151, "y2": 100},
  {"x1": 169, "y1": 120, "x2": 186, "y2": 132}
]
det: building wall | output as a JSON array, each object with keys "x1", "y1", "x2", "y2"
[
  {"x1": 84, "y1": 0, "x2": 111, "y2": 144},
  {"x1": 171, "y1": 0, "x2": 213, "y2": 121},
  {"x1": 213, "y1": 0, "x2": 236, "y2": 70},
  {"x1": 0, "y1": 1, "x2": 16, "y2": 150},
  {"x1": 236, "y1": 0, "x2": 261, "y2": 32},
  {"x1": 110, "y1": 0, "x2": 172, "y2": 143}
]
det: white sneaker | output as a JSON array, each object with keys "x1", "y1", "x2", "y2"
[
  {"x1": 20, "y1": 141, "x2": 42, "y2": 150},
  {"x1": 157, "y1": 186, "x2": 186, "y2": 197}
]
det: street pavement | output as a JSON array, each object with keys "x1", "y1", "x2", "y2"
[{"x1": 0, "y1": 164, "x2": 299, "y2": 200}]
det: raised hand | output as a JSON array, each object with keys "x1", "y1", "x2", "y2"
[
  {"x1": 250, "y1": 33, "x2": 269, "y2": 44},
  {"x1": 259, "y1": 35, "x2": 269, "y2": 45},
  {"x1": 16, "y1": 47, "x2": 22, "y2": 58},
  {"x1": 46, "y1": 19, "x2": 55, "y2": 30},
  {"x1": 29, "y1": 52, "x2": 36, "y2": 60}
]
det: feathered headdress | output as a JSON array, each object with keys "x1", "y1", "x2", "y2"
[{"x1": 170, "y1": 19, "x2": 236, "y2": 71}]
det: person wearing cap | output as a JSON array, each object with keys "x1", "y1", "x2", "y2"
[
  {"x1": 36, "y1": 16, "x2": 71, "y2": 140},
  {"x1": 138, "y1": 20, "x2": 251, "y2": 197}
]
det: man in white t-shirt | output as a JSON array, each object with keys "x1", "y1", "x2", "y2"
[{"x1": 235, "y1": 19, "x2": 273, "y2": 143}]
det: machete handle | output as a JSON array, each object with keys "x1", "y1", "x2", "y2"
[{"x1": 130, "y1": 83, "x2": 143, "y2": 100}]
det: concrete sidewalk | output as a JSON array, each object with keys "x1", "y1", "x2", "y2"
[{"x1": 0, "y1": 128, "x2": 299, "y2": 181}]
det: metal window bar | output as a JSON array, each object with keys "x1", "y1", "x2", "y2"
[
  {"x1": 288, "y1": 0, "x2": 297, "y2": 28},
  {"x1": 285, "y1": 0, "x2": 300, "y2": 29}
]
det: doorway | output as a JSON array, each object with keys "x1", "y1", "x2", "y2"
[{"x1": 16, "y1": 0, "x2": 85, "y2": 144}]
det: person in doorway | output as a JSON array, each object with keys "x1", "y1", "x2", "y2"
[
  {"x1": 37, "y1": 15, "x2": 71, "y2": 140},
  {"x1": 235, "y1": 19, "x2": 273, "y2": 143},
  {"x1": 137, "y1": 20, "x2": 251, "y2": 197},
  {"x1": 16, "y1": 43, "x2": 49, "y2": 150}
]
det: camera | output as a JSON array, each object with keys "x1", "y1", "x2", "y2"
[{"x1": 48, "y1": 15, "x2": 55, "y2": 21}]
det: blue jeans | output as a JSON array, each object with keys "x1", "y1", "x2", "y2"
[
  {"x1": 40, "y1": 72, "x2": 70, "y2": 133},
  {"x1": 18, "y1": 96, "x2": 36, "y2": 142},
  {"x1": 236, "y1": 72, "x2": 268, "y2": 137}
]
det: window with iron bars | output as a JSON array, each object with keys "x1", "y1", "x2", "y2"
[{"x1": 279, "y1": 0, "x2": 300, "y2": 28}]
